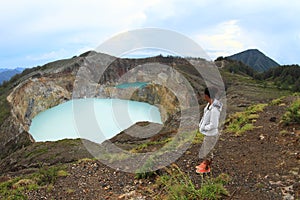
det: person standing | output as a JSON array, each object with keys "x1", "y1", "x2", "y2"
[{"x1": 196, "y1": 87, "x2": 223, "y2": 173}]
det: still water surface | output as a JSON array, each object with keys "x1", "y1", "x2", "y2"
[{"x1": 29, "y1": 98, "x2": 162, "y2": 143}]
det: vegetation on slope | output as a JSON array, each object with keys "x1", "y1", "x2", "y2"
[
  {"x1": 281, "y1": 94, "x2": 300, "y2": 125},
  {"x1": 0, "y1": 165, "x2": 68, "y2": 199},
  {"x1": 256, "y1": 65, "x2": 300, "y2": 91},
  {"x1": 151, "y1": 164, "x2": 230, "y2": 200},
  {"x1": 216, "y1": 56, "x2": 300, "y2": 92},
  {"x1": 224, "y1": 103, "x2": 267, "y2": 136}
]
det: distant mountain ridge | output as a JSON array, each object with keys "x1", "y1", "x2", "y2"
[
  {"x1": 0, "y1": 68, "x2": 24, "y2": 84},
  {"x1": 226, "y1": 49, "x2": 280, "y2": 72}
]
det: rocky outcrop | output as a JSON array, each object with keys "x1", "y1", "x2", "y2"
[
  {"x1": 0, "y1": 57, "x2": 83, "y2": 159},
  {"x1": 7, "y1": 75, "x2": 74, "y2": 131},
  {"x1": 0, "y1": 116, "x2": 33, "y2": 159}
]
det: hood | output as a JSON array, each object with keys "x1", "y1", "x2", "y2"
[{"x1": 212, "y1": 99, "x2": 223, "y2": 111}]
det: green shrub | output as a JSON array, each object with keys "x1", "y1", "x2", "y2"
[
  {"x1": 153, "y1": 165, "x2": 229, "y2": 200},
  {"x1": 279, "y1": 130, "x2": 289, "y2": 136},
  {"x1": 281, "y1": 98, "x2": 300, "y2": 125},
  {"x1": 155, "y1": 165, "x2": 201, "y2": 199},
  {"x1": 0, "y1": 165, "x2": 69, "y2": 199},
  {"x1": 199, "y1": 181, "x2": 229, "y2": 200},
  {"x1": 0, "y1": 177, "x2": 34, "y2": 200},
  {"x1": 35, "y1": 166, "x2": 66, "y2": 185},
  {"x1": 135, "y1": 156, "x2": 156, "y2": 179},
  {"x1": 225, "y1": 104, "x2": 267, "y2": 136},
  {"x1": 131, "y1": 138, "x2": 172, "y2": 153},
  {"x1": 192, "y1": 130, "x2": 204, "y2": 144},
  {"x1": 270, "y1": 97, "x2": 284, "y2": 106}
]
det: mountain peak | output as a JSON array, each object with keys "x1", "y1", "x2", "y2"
[
  {"x1": 226, "y1": 49, "x2": 280, "y2": 72},
  {"x1": 243, "y1": 48, "x2": 261, "y2": 52}
]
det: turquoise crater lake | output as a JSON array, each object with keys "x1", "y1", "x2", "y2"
[
  {"x1": 29, "y1": 98, "x2": 162, "y2": 143},
  {"x1": 115, "y1": 82, "x2": 148, "y2": 89}
]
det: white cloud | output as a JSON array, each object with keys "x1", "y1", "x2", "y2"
[
  {"x1": 1, "y1": 0, "x2": 300, "y2": 67},
  {"x1": 194, "y1": 20, "x2": 260, "y2": 59},
  {"x1": 0, "y1": 0, "x2": 166, "y2": 66},
  {"x1": 26, "y1": 49, "x2": 69, "y2": 61},
  {"x1": 1, "y1": 0, "x2": 163, "y2": 43}
]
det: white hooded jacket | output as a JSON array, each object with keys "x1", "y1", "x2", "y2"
[{"x1": 199, "y1": 99, "x2": 223, "y2": 136}]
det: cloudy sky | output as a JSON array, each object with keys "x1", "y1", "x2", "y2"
[{"x1": 1, "y1": 0, "x2": 300, "y2": 69}]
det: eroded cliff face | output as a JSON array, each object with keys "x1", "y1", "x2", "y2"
[
  {"x1": 0, "y1": 116, "x2": 33, "y2": 159},
  {"x1": 0, "y1": 56, "x2": 83, "y2": 159},
  {"x1": 7, "y1": 75, "x2": 74, "y2": 131}
]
